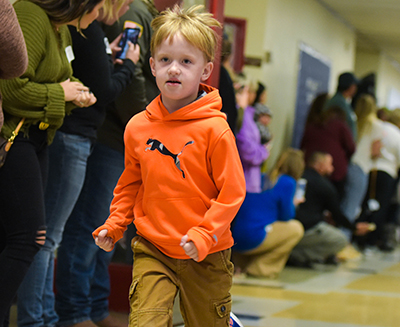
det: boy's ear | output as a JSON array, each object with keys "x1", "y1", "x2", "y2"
[
  {"x1": 201, "y1": 62, "x2": 213, "y2": 82},
  {"x1": 149, "y1": 57, "x2": 156, "y2": 77}
]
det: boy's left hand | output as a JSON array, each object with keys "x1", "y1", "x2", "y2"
[{"x1": 180, "y1": 235, "x2": 199, "y2": 261}]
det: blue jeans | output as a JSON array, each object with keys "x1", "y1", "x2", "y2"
[
  {"x1": 55, "y1": 143, "x2": 125, "y2": 326},
  {"x1": 340, "y1": 163, "x2": 368, "y2": 240},
  {"x1": 17, "y1": 131, "x2": 92, "y2": 327}
]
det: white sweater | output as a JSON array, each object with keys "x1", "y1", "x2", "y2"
[{"x1": 352, "y1": 120, "x2": 400, "y2": 178}]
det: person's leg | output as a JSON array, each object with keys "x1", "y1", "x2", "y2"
[
  {"x1": 290, "y1": 222, "x2": 348, "y2": 263},
  {"x1": 90, "y1": 250, "x2": 115, "y2": 324},
  {"x1": 340, "y1": 163, "x2": 368, "y2": 241},
  {"x1": 17, "y1": 131, "x2": 91, "y2": 327},
  {"x1": 231, "y1": 250, "x2": 251, "y2": 274},
  {"x1": 331, "y1": 178, "x2": 346, "y2": 202},
  {"x1": 55, "y1": 143, "x2": 125, "y2": 326},
  {"x1": 179, "y1": 249, "x2": 233, "y2": 327},
  {"x1": 244, "y1": 220, "x2": 304, "y2": 278},
  {"x1": 364, "y1": 171, "x2": 396, "y2": 248},
  {"x1": 0, "y1": 131, "x2": 47, "y2": 325},
  {"x1": 129, "y1": 237, "x2": 177, "y2": 327}
]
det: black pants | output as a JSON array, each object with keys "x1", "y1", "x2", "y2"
[
  {"x1": 0, "y1": 125, "x2": 48, "y2": 325},
  {"x1": 356, "y1": 170, "x2": 397, "y2": 247}
]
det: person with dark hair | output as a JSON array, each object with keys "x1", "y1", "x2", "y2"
[
  {"x1": 236, "y1": 98, "x2": 271, "y2": 193},
  {"x1": 301, "y1": 93, "x2": 356, "y2": 199},
  {"x1": 288, "y1": 152, "x2": 369, "y2": 267},
  {"x1": 252, "y1": 81, "x2": 267, "y2": 106},
  {"x1": 325, "y1": 72, "x2": 359, "y2": 140},
  {"x1": 15, "y1": 1, "x2": 140, "y2": 326},
  {"x1": 218, "y1": 36, "x2": 238, "y2": 133},
  {"x1": 0, "y1": 0, "x2": 100, "y2": 325},
  {"x1": 351, "y1": 73, "x2": 376, "y2": 109}
]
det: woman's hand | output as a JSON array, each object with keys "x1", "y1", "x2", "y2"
[
  {"x1": 124, "y1": 42, "x2": 140, "y2": 64},
  {"x1": 293, "y1": 196, "x2": 305, "y2": 207},
  {"x1": 110, "y1": 33, "x2": 123, "y2": 62},
  {"x1": 354, "y1": 222, "x2": 371, "y2": 236},
  {"x1": 371, "y1": 139, "x2": 382, "y2": 159},
  {"x1": 264, "y1": 140, "x2": 273, "y2": 152},
  {"x1": 72, "y1": 89, "x2": 97, "y2": 108},
  {"x1": 60, "y1": 78, "x2": 89, "y2": 102}
]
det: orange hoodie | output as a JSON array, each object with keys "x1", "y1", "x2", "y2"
[{"x1": 93, "y1": 84, "x2": 246, "y2": 261}]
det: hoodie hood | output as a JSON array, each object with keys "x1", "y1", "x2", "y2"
[{"x1": 145, "y1": 84, "x2": 226, "y2": 122}]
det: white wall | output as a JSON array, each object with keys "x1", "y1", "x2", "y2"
[
  {"x1": 354, "y1": 49, "x2": 379, "y2": 79},
  {"x1": 354, "y1": 49, "x2": 400, "y2": 109},
  {"x1": 376, "y1": 55, "x2": 400, "y2": 109},
  {"x1": 224, "y1": 0, "x2": 268, "y2": 83}
]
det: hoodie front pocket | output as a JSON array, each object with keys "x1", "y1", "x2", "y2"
[{"x1": 141, "y1": 197, "x2": 208, "y2": 242}]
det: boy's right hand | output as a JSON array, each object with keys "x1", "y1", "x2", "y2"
[
  {"x1": 180, "y1": 235, "x2": 199, "y2": 261},
  {"x1": 95, "y1": 229, "x2": 114, "y2": 251}
]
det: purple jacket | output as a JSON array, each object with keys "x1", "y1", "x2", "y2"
[{"x1": 236, "y1": 106, "x2": 269, "y2": 193}]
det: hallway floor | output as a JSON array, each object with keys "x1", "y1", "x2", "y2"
[
  {"x1": 10, "y1": 246, "x2": 400, "y2": 327},
  {"x1": 230, "y1": 246, "x2": 400, "y2": 327}
]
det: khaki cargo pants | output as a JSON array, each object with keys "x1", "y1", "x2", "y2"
[{"x1": 129, "y1": 236, "x2": 233, "y2": 327}]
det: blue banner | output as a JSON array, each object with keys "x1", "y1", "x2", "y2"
[{"x1": 292, "y1": 44, "x2": 331, "y2": 148}]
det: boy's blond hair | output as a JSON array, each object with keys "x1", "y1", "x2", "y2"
[{"x1": 150, "y1": 5, "x2": 221, "y2": 62}]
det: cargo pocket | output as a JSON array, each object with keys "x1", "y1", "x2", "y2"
[
  {"x1": 214, "y1": 296, "x2": 232, "y2": 326},
  {"x1": 129, "y1": 280, "x2": 139, "y2": 306},
  {"x1": 219, "y1": 249, "x2": 234, "y2": 277},
  {"x1": 128, "y1": 279, "x2": 140, "y2": 326}
]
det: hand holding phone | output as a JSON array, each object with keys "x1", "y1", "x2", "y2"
[
  {"x1": 294, "y1": 178, "x2": 307, "y2": 202},
  {"x1": 115, "y1": 27, "x2": 141, "y2": 59}
]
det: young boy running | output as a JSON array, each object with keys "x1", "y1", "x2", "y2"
[{"x1": 93, "y1": 5, "x2": 246, "y2": 327}]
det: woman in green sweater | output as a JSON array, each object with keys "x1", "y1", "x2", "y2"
[{"x1": 0, "y1": 0, "x2": 104, "y2": 325}]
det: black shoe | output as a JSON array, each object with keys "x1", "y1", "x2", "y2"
[
  {"x1": 323, "y1": 255, "x2": 340, "y2": 266},
  {"x1": 286, "y1": 257, "x2": 313, "y2": 269},
  {"x1": 379, "y1": 242, "x2": 395, "y2": 252}
]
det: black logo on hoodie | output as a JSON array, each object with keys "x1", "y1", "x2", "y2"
[{"x1": 145, "y1": 139, "x2": 194, "y2": 178}]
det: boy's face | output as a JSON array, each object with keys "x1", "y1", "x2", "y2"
[{"x1": 150, "y1": 33, "x2": 213, "y2": 113}]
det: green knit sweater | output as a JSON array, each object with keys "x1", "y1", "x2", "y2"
[{"x1": 0, "y1": 0, "x2": 79, "y2": 144}]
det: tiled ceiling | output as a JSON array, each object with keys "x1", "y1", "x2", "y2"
[{"x1": 317, "y1": 0, "x2": 400, "y2": 64}]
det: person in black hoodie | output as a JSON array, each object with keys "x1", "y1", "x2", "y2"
[{"x1": 288, "y1": 151, "x2": 370, "y2": 267}]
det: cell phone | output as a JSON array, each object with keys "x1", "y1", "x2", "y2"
[
  {"x1": 116, "y1": 27, "x2": 141, "y2": 59},
  {"x1": 294, "y1": 178, "x2": 307, "y2": 200}
]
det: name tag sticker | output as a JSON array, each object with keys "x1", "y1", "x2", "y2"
[
  {"x1": 104, "y1": 37, "x2": 112, "y2": 55},
  {"x1": 65, "y1": 45, "x2": 75, "y2": 62}
]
